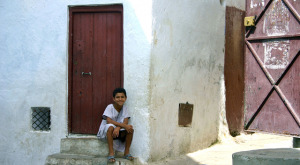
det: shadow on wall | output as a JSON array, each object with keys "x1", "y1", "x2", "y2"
[{"x1": 120, "y1": 1, "x2": 152, "y2": 163}]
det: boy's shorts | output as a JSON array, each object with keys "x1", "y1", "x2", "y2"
[
  {"x1": 113, "y1": 130, "x2": 127, "y2": 142},
  {"x1": 102, "y1": 123, "x2": 127, "y2": 142}
]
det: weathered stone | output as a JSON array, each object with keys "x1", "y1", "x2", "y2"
[
  {"x1": 233, "y1": 148, "x2": 300, "y2": 165},
  {"x1": 45, "y1": 137, "x2": 141, "y2": 165},
  {"x1": 60, "y1": 137, "x2": 108, "y2": 156},
  {"x1": 45, "y1": 153, "x2": 138, "y2": 165}
]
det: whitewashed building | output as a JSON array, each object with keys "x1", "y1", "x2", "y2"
[{"x1": 0, "y1": 0, "x2": 245, "y2": 164}]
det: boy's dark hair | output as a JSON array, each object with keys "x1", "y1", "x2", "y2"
[{"x1": 113, "y1": 88, "x2": 127, "y2": 98}]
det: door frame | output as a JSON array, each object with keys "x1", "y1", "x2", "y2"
[{"x1": 68, "y1": 5, "x2": 123, "y2": 134}]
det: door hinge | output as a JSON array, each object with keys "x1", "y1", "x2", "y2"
[{"x1": 244, "y1": 16, "x2": 256, "y2": 27}]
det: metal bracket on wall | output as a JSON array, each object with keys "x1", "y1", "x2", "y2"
[
  {"x1": 244, "y1": 16, "x2": 256, "y2": 27},
  {"x1": 178, "y1": 102, "x2": 194, "y2": 127}
]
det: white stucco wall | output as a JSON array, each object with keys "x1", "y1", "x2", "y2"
[
  {"x1": 226, "y1": 0, "x2": 246, "y2": 10},
  {"x1": 0, "y1": 0, "x2": 151, "y2": 164},
  {"x1": 149, "y1": 0, "x2": 226, "y2": 161},
  {"x1": 0, "y1": 0, "x2": 247, "y2": 164}
]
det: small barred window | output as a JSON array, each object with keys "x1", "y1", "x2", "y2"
[{"x1": 32, "y1": 107, "x2": 51, "y2": 131}]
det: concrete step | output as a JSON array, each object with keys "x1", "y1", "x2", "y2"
[
  {"x1": 60, "y1": 137, "x2": 108, "y2": 156},
  {"x1": 45, "y1": 136, "x2": 142, "y2": 165},
  {"x1": 45, "y1": 153, "x2": 139, "y2": 165},
  {"x1": 232, "y1": 148, "x2": 300, "y2": 165}
]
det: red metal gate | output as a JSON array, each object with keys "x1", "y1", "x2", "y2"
[
  {"x1": 244, "y1": 0, "x2": 300, "y2": 135},
  {"x1": 68, "y1": 5, "x2": 123, "y2": 134}
]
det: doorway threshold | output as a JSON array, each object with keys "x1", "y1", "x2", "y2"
[{"x1": 67, "y1": 133, "x2": 97, "y2": 138}]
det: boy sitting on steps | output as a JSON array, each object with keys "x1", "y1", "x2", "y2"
[{"x1": 97, "y1": 88, "x2": 134, "y2": 163}]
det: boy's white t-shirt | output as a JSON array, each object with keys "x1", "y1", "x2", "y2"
[{"x1": 97, "y1": 104, "x2": 130, "y2": 152}]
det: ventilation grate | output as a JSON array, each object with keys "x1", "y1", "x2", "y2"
[
  {"x1": 178, "y1": 102, "x2": 193, "y2": 127},
  {"x1": 32, "y1": 107, "x2": 51, "y2": 131}
]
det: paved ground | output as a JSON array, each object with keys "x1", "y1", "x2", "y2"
[{"x1": 149, "y1": 132, "x2": 293, "y2": 165}]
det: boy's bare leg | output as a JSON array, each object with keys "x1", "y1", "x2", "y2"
[
  {"x1": 107, "y1": 126, "x2": 115, "y2": 157},
  {"x1": 124, "y1": 129, "x2": 134, "y2": 156}
]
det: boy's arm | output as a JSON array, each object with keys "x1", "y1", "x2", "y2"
[
  {"x1": 123, "y1": 118, "x2": 129, "y2": 125},
  {"x1": 107, "y1": 117, "x2": 133, "y2": 133},
  {"x1": 112, "y1": 118, "x2": 129, "y2": 134},
  {"x1": 106, "y1": 117, "x2": 129, "y2": 129}
]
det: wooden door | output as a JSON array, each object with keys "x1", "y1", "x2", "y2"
[
  {"x1": 244, "y1": 0, "x2": 300, "y2": 135},
  {"x1": 68, "y1": 5, "x2": 123, "y2": 134},
  {"x1": 225, "y1": 7, "x2": 245, "y2": 136}
]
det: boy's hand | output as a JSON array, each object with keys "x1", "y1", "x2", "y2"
[
  {"x1": 125, "y1": 125, "x2": 134, "y2": 133},
  {"x1": 113, "y1": 127, "x2": 120, "y2": 138}
]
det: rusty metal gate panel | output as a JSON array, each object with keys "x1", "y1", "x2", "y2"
[{"x1": 244, "y1": 0, "x2": 300, "y2": 136}]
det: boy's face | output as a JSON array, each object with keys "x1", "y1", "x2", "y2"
[{"x1": 113, "y1": 92, "x2": 127, "y2": 107}]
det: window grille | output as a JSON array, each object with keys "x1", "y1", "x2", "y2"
[{"x1": 32, "y1": 107, "x2": 51, "y2": 131}]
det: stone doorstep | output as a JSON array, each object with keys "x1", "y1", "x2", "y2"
[
  {"x1": 61, "y1": 137, "x2": 108, "y2": 156},
  {"x1": 45, "y1": 137, "x2": 141, "y2": 165},
  {"x1": 60, "y1": 137, "x2": 129, "y2": 157},
  {"x1": 46, "y1": 153, "x2": 138, "y2": 165}
]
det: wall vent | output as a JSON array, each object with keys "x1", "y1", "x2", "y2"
[
  {"x1": 31, "y1": 107, "x2": 51, "y2": 131},
  {"x1": 178, "y1": 102, "x2": 193, "y2": 127}
]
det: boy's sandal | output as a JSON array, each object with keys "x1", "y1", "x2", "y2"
[
  {"x1": 123, "y1": 154, "x2": 134, "y2": 161},
  {"x1": 107, "y1": 155, "x2": 115, "y2": 163}
]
